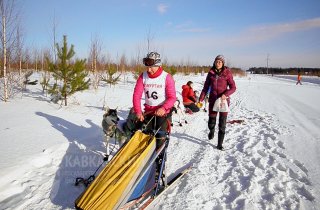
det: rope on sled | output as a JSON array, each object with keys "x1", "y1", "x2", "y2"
[{"x1": 75, "y1": 159, "x2": 106, "y2": 187}]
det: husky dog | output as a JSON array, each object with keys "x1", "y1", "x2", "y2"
[
  {"x1": 102, "y1": 107, "x2": 142, "y2": 160},
  {"x1": 171, "y1": 99, "x2": 188, "y2": 126},
  {"x1": 102, "y1": 107, "x2": 128, "y2": 159}
]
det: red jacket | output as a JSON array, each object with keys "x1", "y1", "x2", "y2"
[
  {"x1": 182, "y1": 84, "x2": 196, "y2": 105},
  {"x1": 297, "y1": 74, "x2": 302, "y2": 81},
  {"x1": 199, "y1": 66, "x2": 236, "y2": 106}
]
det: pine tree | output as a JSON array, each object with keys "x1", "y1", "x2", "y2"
[
  {"x1": 46, "y1": 35, "x2": 90, "y2": 106},
  {"x1": 101, "y1": 63, "x2": 121, "y2": 87}
]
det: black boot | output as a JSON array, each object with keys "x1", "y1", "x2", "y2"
[
  {"x1": 217, "y1": 115, "x2": 227, "y2": 149},
  {"x1": 208, "y1": 116, "x2": 216, "y2": 140},
  {"x1": 216, "y1": 137, "x2": 224, "y2": 150}
]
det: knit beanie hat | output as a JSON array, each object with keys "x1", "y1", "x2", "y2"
[
  {"x1": 214, "y1": 55, "x2": 225, "y2": 65},
  {"x1": 143, "y1": 52, "x2": 162, "y2": 66}
]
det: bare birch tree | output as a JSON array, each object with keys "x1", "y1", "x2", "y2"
[
  {"x1": 145, "y1": 27, "x2": 155, "y2": 53},
  {"x1": 132, "y1": 43, "x2": 144, "y2": 80},
  {"x1": 16, "y1": 24, "x2": 23, "y2": 78},
  {"x1": 13, "y1": 24, "x2": 25, "y2": 95},
  {"x1": 40, "y1": 48, "x2": 51, "y2": 95},
  {"x1": 119, "y1": 53, "x2": 127, "y2": 72},
  {"x1": 23, "y1": 48, "x2": 30, "y2": 70},
  {"x1": 32, "y1": 47, "x2": 40, "y2": 71},
  {"x1": 2, "y1": 14, "x2": 8, "y2": 100},
  {"x1": 88, "y1": 35, "x2": 103, "y2": 89},
  {"x1": 0, "y1": 0, "x2": 19, "y2": 102},
  {"x1": 50, "y1": 11, "x2": 58, "y2": 64}
]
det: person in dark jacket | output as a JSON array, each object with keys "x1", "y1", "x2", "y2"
[
  {"x1": 182, "y1": 81, "x2": 200, "y2": 113},
  {"x1": 199, "y1": 55, "x2": 236, "y2": 150}
]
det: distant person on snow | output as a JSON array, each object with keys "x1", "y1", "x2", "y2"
[
  {"x1": 296, "y1": 73, "x2": 302, "y2": 85},
  {"x1": 182, "y1": 81, "x2": 200, "y2": 113},
  {"x1": 132, "y1": 52, "x2": 176, "y2": 147},
  {"x1": 198, "y1": 55, "x2": 236, "y2": 150}
]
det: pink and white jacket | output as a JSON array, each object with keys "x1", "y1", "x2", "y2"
[{"x1": 133, "y1": 67, "x2": 176, "y2": 115}]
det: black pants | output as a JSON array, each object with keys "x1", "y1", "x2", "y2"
[
  {"x1": 208, "y1": 114, "x2": 227, "y2": 147},
  {"x1": 184, "y1": 103, "x2": 200, "y2": 112},
  {"x1": 144, "y1": 115, "x2": 170, "y2": 133},
  {"x1": 144, "y1": 115, "x2": 171, "y2": 148}
]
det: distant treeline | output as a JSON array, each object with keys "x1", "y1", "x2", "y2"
[
  {"x1": 247, "y1": 67, "x2": 320, "y2": 76},
  {"x1": 1, "y1": 62, "x2": 246, "y2": 78}
]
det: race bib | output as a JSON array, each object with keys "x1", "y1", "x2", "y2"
[{"x1": 143, "y1": 71, "x2": 167, "y2": 106}]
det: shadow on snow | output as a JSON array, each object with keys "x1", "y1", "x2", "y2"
[{"x1": 36, "y1": 111, "x2": 105, "y2": 209}]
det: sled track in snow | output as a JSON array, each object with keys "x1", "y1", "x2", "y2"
[{"x1": 162, "y1": 94, "x2": 315, "y2": 209}]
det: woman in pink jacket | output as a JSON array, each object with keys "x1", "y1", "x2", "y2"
[{"x1": 133, "y1": 52, "x2": 176, "y2": 142}]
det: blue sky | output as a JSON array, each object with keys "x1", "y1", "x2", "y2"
[{"x1": 21, "y1": 0, "x2": 320, "y2": 69}]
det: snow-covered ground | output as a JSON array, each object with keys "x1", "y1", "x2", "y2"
[{"x1": 0, "y1": 73, "x2": 319, "y2": 210}]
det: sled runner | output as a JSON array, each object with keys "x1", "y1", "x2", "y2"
[{"x1": 138, "y1": 164, "x2": 191, "y2": 210}]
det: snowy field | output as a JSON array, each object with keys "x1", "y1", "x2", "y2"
[{"x1": 0, "y1": 73, "x2": 319, "y2": 210}]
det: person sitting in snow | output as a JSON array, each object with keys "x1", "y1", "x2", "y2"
[
  {"x1": 132, "y1": 52, "x2": 176, "y2": 147},
  {"x1": 199, "y1": 55, "x2": 236, "y2": 150},
  {"x1": 182, "y1": 81, "x2": 200, "y2": 113}
]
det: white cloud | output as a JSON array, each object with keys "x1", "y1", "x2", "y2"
[
  {"x1": 157, "y1": 4, "x2": 168, "y2": 14},
  {"x1": 228, "y1": 17, "x2": 320, "y2": 45},
  {"x1": 146, "y1": 17, "x2": 320, "y2": 67},
  {"x1": 163, "y1": 17, "x2": 320, "y2": 49}
]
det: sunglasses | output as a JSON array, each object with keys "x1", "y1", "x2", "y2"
[{"x1": 143, "y1": 58, "x2": 160, "y2": 67}]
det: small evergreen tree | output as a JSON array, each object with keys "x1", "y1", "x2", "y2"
[
  {"x1": 40, "y1": 71, "x2": 50, "y2": 95},
  {"x1": 101, "y1": 63, "x2": 121, "y2": 87},
  {"x1": 46, "y1": 35, "x2": 90, "y2": 106}
]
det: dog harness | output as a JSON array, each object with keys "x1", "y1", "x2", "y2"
[{"x1": 142, "y1": 71, "x2": 167, "y2": 106}]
